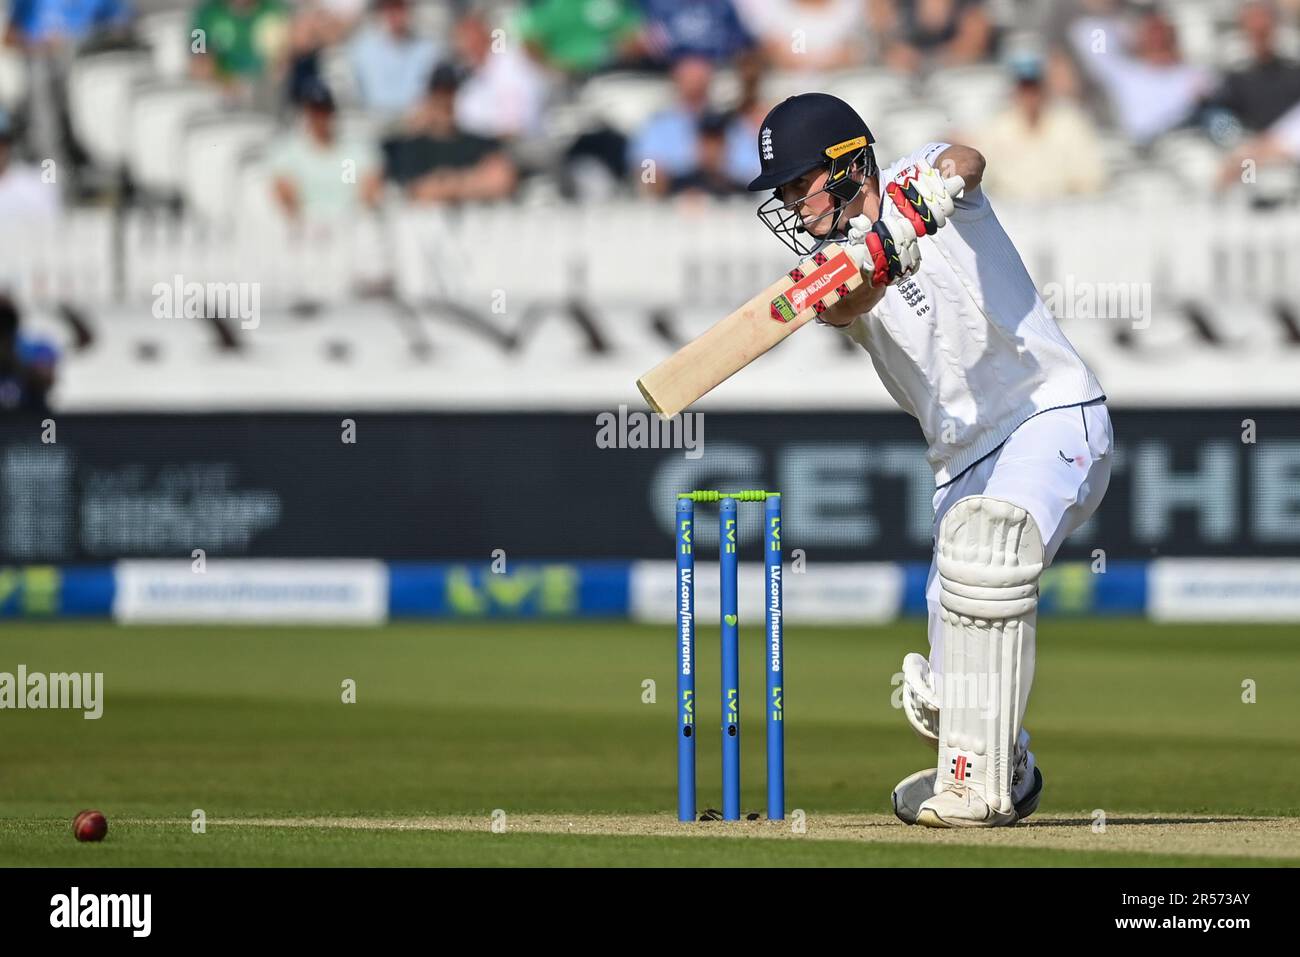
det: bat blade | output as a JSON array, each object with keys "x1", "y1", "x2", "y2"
[{"x1": 636, "y1": 243, "x2": 863, "y2": 418}]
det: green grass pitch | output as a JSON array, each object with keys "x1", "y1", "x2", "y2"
[{"x1": 1, "y1": 619, "x2": 1297, "y2": 866}]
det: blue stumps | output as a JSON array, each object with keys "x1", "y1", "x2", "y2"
[
  {"x1": 676, "y1": 497, "x2": 696, "y2": 822},
  {"x1": 675, "y1": 490, "x2": 786, "y2": 822},
  {"x1": 765, "y1": 493, "x2": 784, "y2": 820},
  {"x1": 719, "y1": 497, "x2": 741, "y2": 821}
]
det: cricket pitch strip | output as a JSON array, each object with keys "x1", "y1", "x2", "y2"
[{"x1": 211, "y1": 813, "x2": 1300, "y2": 861}]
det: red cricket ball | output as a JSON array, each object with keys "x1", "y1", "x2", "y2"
[{"x1": 73, "y1": 809, "x2": 108, "y2": 842}]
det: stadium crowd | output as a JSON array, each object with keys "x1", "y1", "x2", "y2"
[{"x1": 0, "y1": 0, "x2": 1299, "y2": 221}]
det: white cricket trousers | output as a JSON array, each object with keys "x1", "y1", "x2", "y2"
[{"x1": 924, "y1": 400, "x2": 1114, "y2": 673}]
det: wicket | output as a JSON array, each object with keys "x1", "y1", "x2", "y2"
[{"x1": 676, "y1": 490, "x2": 784, "y2": 822}]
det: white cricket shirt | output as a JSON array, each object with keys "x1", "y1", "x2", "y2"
[{"x1": 839, "y1": 142, "x2": 1105, "y2": 485}]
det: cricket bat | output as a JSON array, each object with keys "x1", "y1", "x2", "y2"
[{"x1": 636, "y1": 243, "x2": 864, "y2": 418}]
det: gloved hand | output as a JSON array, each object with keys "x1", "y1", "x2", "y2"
[{"x1": 885, "y1": 160, "x2": 966, "y2": 236}]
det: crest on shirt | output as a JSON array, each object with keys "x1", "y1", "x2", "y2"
[{"x1": 897, "y1": 277, "x2": 926, "y2": 310}]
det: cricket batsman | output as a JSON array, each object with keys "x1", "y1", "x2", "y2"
[{"x1": 747, "y1": 93, "x2": 1113, "y2": 827}]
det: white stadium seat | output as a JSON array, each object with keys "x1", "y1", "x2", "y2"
[
  {"x1": 67, "y1": 51, "x2": 153, "y2": 169},
  {"x1": 318, "y1": 43, "x2": 360, "y2": 109},
  {"x1": 335, "y1": 109, "x2": 379, "y2": 145},
  {"x1": 759, "y1": 70, "x2": 827, "y2": 108},
  {"x1": 577, "y1": 72, "x2": 673, "y2": 135},
  {"x1": 925, "y1": 64, "x2": 1011, "y2": 130},
  {"x1": 0, "y1": 45, "x2": 26, "y2": 111},
  {"x1": 1110, "y1": 165, "x2": 1184, "y2": 202},
  {"x1": 873, "y1": 104, "x2": 955, "y2": 160},
  {"x1": 1167, "y1": 4, "x2": 1217, "y2": 68},
  {"x1": 180, "y1": 112, "x2": 279, "y2": 224},
  {"x1": 233, "y1": 148, "x2": 283, "y2": 229},
  {"x1": 1090, "y1": 131, "x2": 1136, "y2": 180},
  {"x1": 127, "y1": 81, "x2": 222, "y2": 193},
  {"x1": 411, "y1": 0, "x2": 456, "y2": 40},
  {"x1": 18, "y1": 195, "x2": 1300, "y2": 410},
  {"x1": 139, "y1": 9, "x2": 193, "y2": 81},
  {"x1": 822, "y1": 69, "x2": 911, "y2": 126},
  {"x1": 1149, "y1": 131, "x2": 1226, "y2": 190}
]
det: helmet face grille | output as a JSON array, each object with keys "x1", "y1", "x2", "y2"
[{"x1": 755, "y1": 146, "x2": 876, "y2": 256}]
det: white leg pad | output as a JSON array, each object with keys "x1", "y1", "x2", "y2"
[{"x1": 935, "y1": 496, "x2": 1043, "y2": 814}]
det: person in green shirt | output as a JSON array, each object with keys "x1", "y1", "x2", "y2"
[
  {"x1": 191, "y1": 0, "x2": 291, "y2": 84},
  {"x1": 517, "y1": 0, "x2": 645, "y2": 75}
]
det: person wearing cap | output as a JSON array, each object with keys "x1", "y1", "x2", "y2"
[
  {"x1": 969, "y1": 53, "x2": 1104, "y2": 200},
  {"x1": 747, "y1": 92, "x2": 1111, "y2": 828},
  {"x1": 669, "y1": 111, "x2": 746, "y2": 198},
  {"x1": 268, "y1": 80, "x2": 382, "y2": 221}
]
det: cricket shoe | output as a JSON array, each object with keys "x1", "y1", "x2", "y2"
[
  {"x1": 915, "y1": 783, "x2": 1019, "y2": 828},
  {"x1": 891, "y1": 730, "x2": 1042, "y2": 826}
]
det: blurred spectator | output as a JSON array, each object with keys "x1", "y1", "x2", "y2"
[
  {"x1": 453, "y1": 11, "x2": 547, "y2": 139},
  {"x1": 670, "y1": 111, "x2": 746, "y2": 197},
  {"x1": 873, "y1": 0, "x2": 993, "y2": 74},
  {"x1": 562, "y1": 126, "x2": 628, "y2": 199},
  {"x1": 268, "y1": 80, "x2": 382, "y2": 220},
  {"x1": 626, "y1": 55, "x2": 717, "y2": 193},
  {"x1": 735, "y1": 0, "x2": 865, "y2": 72},
  {"x1": 0, "y1": 109, "x2": 60, "y2": 219},
  {"x1": 5, "y1": 0, "x2": 132, "y2": 43},
  {"x1": 1041, "y1": 0, "x2": 1129, "y2": 115},
  {"x1": 347, "y1": 0, "x2": 439, "y2": 120},
  {"x1": 284, "y1": 0, "x2": 358, "y2": 107},
  {"x1": 4, "y1": 0, "x2": 133, "y2": 167},
  {"x1": 1069, "y1": 7, "x2": 1213, "y2": 144},
  {"x1": 1267, "y1": 98, "x2": 1300, "y2": 161},
  {"x1": 973, "y1": 54, "x2": 1104, "y2": 200},
  {"x1": 0, "y1": 295, "x2": 57, "y2": 416},
  {"x1": 1206, "y1": 1, "x2": 1300, "y2": 134},
  {"x1": 191, "y1": 0, "x2": 292, "y2": 89},
  {"x1": 640, "y1": 0, "x2": 754, "y2": 65},
  {"x1": 383, "y1": 64, "x2": 517, "y2": 204},
  {"x1": 723, "y1": 50, "x2": 766, "y2": 186},
  {"x1": 517, "y1": 0, "x2": 645, "y2": 75},
  {"x1": 1219, "y1": 98, "x2": 1300, "y2": 189}
]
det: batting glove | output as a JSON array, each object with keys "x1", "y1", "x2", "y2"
[
  {"x1": 847, "y1": 205, "x2": 920, "y2": 288},
  {"x1": 886, "y1": 160, "x2": 967, "y2": 236}
]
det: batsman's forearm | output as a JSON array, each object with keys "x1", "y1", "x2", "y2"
[
  {"x1": 819, "y1": 278, "x2": 885, "y2": 327},
  {"x1": 933, "y1": 144, "x2": 986, "y2": 193}
]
